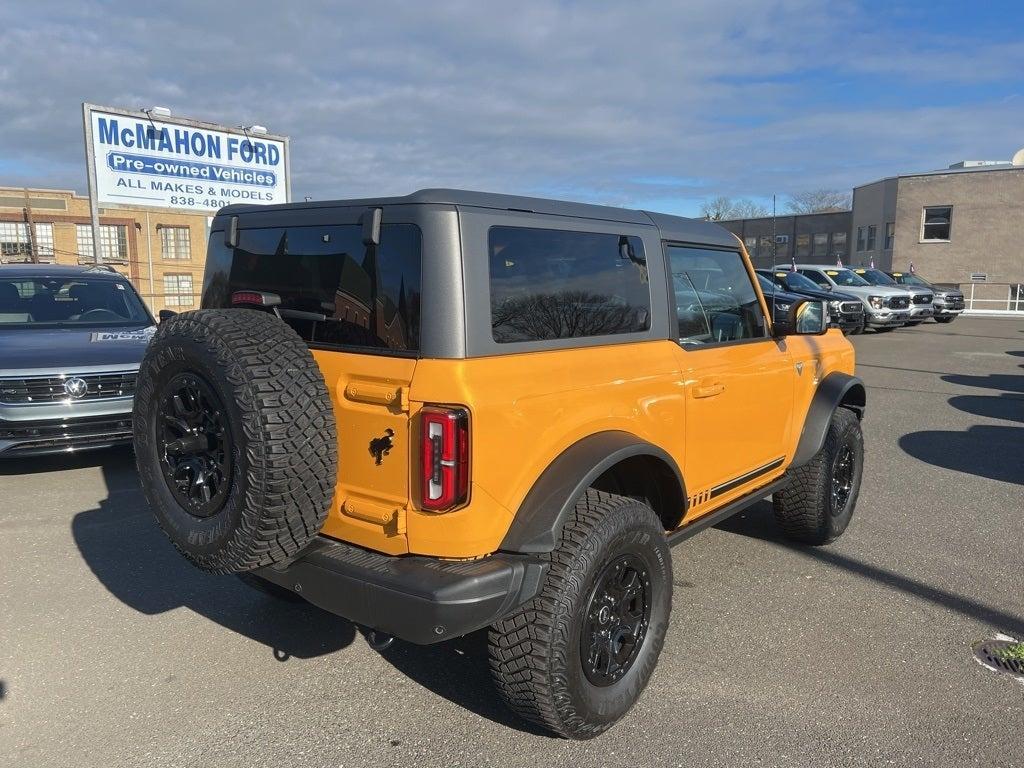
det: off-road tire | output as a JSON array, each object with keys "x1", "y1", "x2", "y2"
[
  {"x1": 773, "y1": 407, "x2": 863, "y2": 545},
  {"x1": 133, "y1": 309, "x2": 337, "y2": 574},
  {"x1": 935, "y1": 316, "x2": 956, "y2": 324},
  {"x1": 488, "y1": 489, "x2": 672, "y2": 739}
]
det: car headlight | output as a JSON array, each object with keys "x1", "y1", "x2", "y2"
[{"x1": 869, "y1": 295, "x2": 885, "y2": 309}]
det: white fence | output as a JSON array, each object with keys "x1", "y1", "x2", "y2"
[{"x1": 956, "y1": 283, "x2": 1024, "y2": 315}]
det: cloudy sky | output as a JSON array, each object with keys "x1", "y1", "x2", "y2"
[{"x1": 1, "y1": 0, "x2": 1022, "y2": 216}]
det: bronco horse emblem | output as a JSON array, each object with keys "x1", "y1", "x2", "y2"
[{"x1": 369, "y1": 429, "x2": 395, "y2": 465}]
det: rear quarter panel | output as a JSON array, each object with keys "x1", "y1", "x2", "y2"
[{"x1": 406, "y1": 341, "x2": 686, "y2": 557}]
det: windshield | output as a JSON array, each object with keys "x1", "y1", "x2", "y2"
[
  {"x1": 824, "y1": 269, "x2": 870, "y2": 287},
  {"x1": 855, "y1": 269, "x2": 897, "y2": 286},
  {"x1": 0, "y1": 276, "x2": 151, "y2": 328},
  {"x1": 756, "y1": 273, "x2": 776, "y2": 294},
  {"x1": 777, "y1": 271, "x2": 820, "y2": 292},
  {"x1": 893, "y1": 273, "x2": 930, "y2": 287}
]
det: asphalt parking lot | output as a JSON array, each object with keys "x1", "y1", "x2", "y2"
[{"x1": 2, "y1": 316, "x2": 1022, "y2": 768}]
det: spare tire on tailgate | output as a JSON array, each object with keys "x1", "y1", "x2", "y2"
[{"x1": 133, "y1": 309, "x2": 337, "y2": 574}]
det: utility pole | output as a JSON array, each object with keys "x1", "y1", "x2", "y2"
[{"x1": 23, "y1": 188, "x2": 38, "y2": 263}]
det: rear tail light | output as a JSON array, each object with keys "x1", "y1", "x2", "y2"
[{"x1": 420, "y1": 406, "x2": 469, "y2": 511}]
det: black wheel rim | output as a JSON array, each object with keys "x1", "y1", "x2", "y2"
[
  {"x1": 580, "y1": 554, "x2": 652, "y2": 687},
  {"x1": 158, "y1": 372, "x2": 233, "y2": 518},
  {"x1": 831, "y1": 443, "x2": 855, "y2": 515}
]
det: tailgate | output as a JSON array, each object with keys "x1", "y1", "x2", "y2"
[{"x1": 313, "y1": 350, "x2": 416, "y2": 554}]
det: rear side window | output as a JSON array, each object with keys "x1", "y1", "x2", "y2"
[
  {"x1": 488, "y1": 226, "x2": 650, "y2": 343},
  {"x1": 210, "y1": 223, "x2": 421, "y2": 353}
]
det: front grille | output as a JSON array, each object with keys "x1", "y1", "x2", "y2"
[
  {"x1": 912, "y1": 294, "x2": 933, "y2": 305},
  {"x1": 0, "y1": 414, "x2": 133, "y2": 452},
  {"x1": 942, "y1": 294, "x2": 965, "y2": 308},
  {"x1": 888, "y1": 296, "x2": 910, "y2": 309},
  {"x1": 0, "y1": 371, "x2": 137, "y2": 404},
  {"x1": 839, "y1": 301, "x2": 863, "y2": 315}
]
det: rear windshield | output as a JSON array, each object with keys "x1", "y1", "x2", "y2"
[
  {"x1": 206, "y1": 223, "x2": 421, "y2": 354},
  {"x1": 0, "y1": 276, "x2": 150, "y2": 327},
  {"x1": 488, "y1": 226, "x2": 650, "y2": 343}
]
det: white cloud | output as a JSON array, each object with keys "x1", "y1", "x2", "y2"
[{"x1": 0, "y1": 1, "x2": 1020, "y2": 215}]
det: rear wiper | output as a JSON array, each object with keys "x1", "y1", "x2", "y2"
[{"x1": 276, "y1": 307, "x2": 327, "y2": 322}]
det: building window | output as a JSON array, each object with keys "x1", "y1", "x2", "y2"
[
  {"x1": 811, "y1": 233, "x2": 829, "y2": 257},
  {"x1": 0, "y1": 222, "x2": 55, "y2": 261},
  {"x1": 163, "y1": 273, "x2": 194, "y2": 308},
  {"x1": 832, "y1": 231, "x2": 847, "y2": 257},
  {"x1": 795, "y1": 233, "x2": 811, "y2": 258},
  {"x1": 866, "y1": 225, "x2": 877, "y2": 251},
  {"x1": 856, "y1": 227, "x2": 865, "y2": 252},
  {"x1": 76, "y1": 224, "x2": 128, "y2": 262},
  {"x1": 160, "y1": 226, "x2": 191, "y2": 260},
  {"x1": 922, "y1": 206, "x2": 952, "y2": 241},
  {"x1": 884, "y1": 222, "x2": 895, "y2": 250}
]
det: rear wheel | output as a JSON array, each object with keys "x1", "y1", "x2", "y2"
[
  {"x1": 773, "y1": 407, "x2": 863, "y2": 545},
  {"x1": 488, "y1": 489, "x2": 672, "y2": 739}
]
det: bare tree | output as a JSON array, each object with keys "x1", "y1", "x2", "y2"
[
  {"x1": 700, "y1": 196, "x2": 770, "y2": 221},
  {"x1": 785, "y1": 189, "x2": 852, "y2": 214},
  {"x1": 729, "y1": 199, "x2": 770, "y2": 218}
]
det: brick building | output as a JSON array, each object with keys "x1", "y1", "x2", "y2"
[
  {"x1": 717, "y1": 211, "x2": 852, "y2": 269},
  {"x1": 850, "y1": 160, "x2": 1024, "y2": 284},
  {"x1": 0, "y1": 187, "x2": 208, "y2": 313}
]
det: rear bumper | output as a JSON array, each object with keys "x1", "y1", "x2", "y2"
[{"x1": 255, "y1": 537, "x2": 547, "y2": 645}]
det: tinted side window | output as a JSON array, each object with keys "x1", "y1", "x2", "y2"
[
  {"x1": 207, "y1": 223, "x2": 421, "y2": 353},
  {"x1": 488, "y1": 227, "x2": 650, "y2": 343},
  {"x1": 799, "y1": 269, "x2": 831, "y2": 289},
  {"x1": 668, "y1": 246, "x2": 766, "y2": 345}
]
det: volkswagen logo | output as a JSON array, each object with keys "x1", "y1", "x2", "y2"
[{"x1": 63, "y1": 377, "x2": 89, "y2": 399}]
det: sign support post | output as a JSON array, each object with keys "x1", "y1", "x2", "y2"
[{"x1": 82, "y1": 102, "x2": 103, "y2": 264}]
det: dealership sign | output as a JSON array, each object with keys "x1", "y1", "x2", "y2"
[{"x1": 83, "y1": 104, "x2": 289, "y2": 213}]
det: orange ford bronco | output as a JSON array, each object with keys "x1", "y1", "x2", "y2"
[{"x1": 133, "y1": 190, "x2": 865, "y2": 739}]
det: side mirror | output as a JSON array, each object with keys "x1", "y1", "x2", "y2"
[
  {"x1": 774, "y1": 298, "x2": 828, "y2": 337},
  {"x1": 158, "y1": 309, "x2": 177, "y2": 323}
]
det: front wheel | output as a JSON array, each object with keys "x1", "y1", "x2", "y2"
[
  {"x1": 874, "y1": 325, "x2": 897, "y2": 333},
  {"x1": 935, "y1": 316, "x2": 956, "y2": 324},
  {"x1": 773, "y1": 407, "x2": 863, "y2": 545},
  {"x1": 488, "y1": 490, "x2": 672, "y2": 739},
  {"x1": 905, "y1": 321, "x2": 923, "y2": 327}
]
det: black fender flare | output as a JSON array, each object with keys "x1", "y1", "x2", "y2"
[
  {"x1": 499, "y1": 431, "x2": 686, "y2": 554},
  {"x1": 791, "y1": 372, "x2": 866, "y2": 468}
]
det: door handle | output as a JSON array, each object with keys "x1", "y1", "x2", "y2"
[{"x1": 693, "y1": 380, "x2": 725, "y2": 398}]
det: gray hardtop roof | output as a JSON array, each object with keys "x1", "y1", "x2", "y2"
[
  {"x1": 218, "y1": 188, "x2": 738, "y2": 248},
  {"x1": 0, "y1": 264, "x2": 128, "y2": 281}
]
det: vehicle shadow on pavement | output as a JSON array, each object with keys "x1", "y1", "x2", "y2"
[
  {"x1": 716, "y1": 502, "x2": 1024, "y2": 636},
  {"x1": 898, "y1": 424, "x2": 1023, "y2": 485},
  {"x1": 70, "y1": 448, "x2": 357, "y2": 660},
  {"x1": 941, "y1": 372, "x2": 1024, "y2": 394},
  {"x1": 377, "y1": 631, "x2": 551, "y2": 736},
  {"x1": 948, "y1": 393, "x2": 1024, "y2": 424}
]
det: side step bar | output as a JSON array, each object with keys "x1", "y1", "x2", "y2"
[{"x1": 666, "y1": 477, "x2": 788, "y2": 547}]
